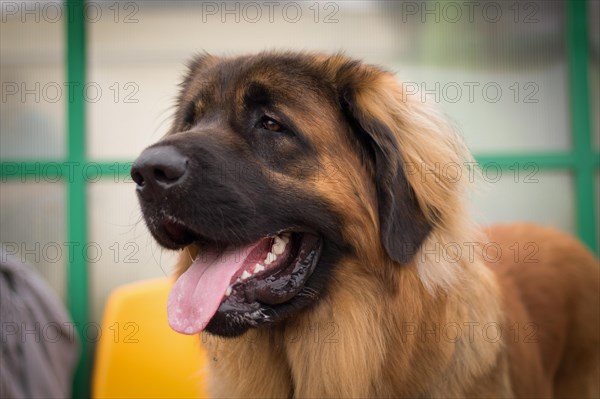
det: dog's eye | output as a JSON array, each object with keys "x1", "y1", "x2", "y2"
[{"x1": 258, "y1": 116, "x2": 284, "y2": 133}]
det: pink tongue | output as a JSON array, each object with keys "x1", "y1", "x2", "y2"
[{"x1": 168, "y1": 240, "x2": 267, "y2": 334}]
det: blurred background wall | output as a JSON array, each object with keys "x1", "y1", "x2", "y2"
[{"x1": 1, "y1": 0, "x2": 599, "y2": 394}]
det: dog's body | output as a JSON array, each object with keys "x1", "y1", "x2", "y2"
[
  {"x1": 490, "y1": 224, "x2": 599, "y2": 398},
  {"x1": 199, "y1": 224, "x2": 599, "y2": 398},
  {"x1": 132, "y1": 52, "x2": 599, "y2": 398}
]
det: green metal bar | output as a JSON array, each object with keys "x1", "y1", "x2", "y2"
[
  {"x1": 0, "y1": 161, "x2": 134, "y2": 181},
  {"x1": 4, "y1": 155, "x2": 599, "y2": 182},
  {"x1": 568, "y1": 0, "x2": 597, "y2": 253},
  {"x1": 66, "y1": 0, "x2": 90, "y2": 397},
  {"x1": 474, "y1": 153, "x2": 580, "y2": 170}
]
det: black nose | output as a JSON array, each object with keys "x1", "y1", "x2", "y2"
[{"x1": 131, "y1": 146, "x2": 188, "y2": 201}]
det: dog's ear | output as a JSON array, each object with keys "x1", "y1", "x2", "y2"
[{"x1": 337, "y1": 65, "x2": 432, "y2": 264}]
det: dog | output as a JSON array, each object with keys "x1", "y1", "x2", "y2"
[{"x1": 131, "y1": 52, "x2": 599, "y2": 398}]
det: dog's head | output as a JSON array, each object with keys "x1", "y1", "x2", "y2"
[{"x1": 132, "y1": 52, "x2": 466, "y2": 337}]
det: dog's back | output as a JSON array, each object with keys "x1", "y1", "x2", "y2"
[{"x1": 487, "y1": 223, "x2": 600, "y2": 398}]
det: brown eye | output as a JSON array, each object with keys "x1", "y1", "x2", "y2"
[{"x1": 261, "y1": 117, "x2": 282, "y2": 132}]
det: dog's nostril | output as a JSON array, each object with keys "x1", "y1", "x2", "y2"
[
  {"x1": 131, "y1": 170, "x2": 145, "y2": 187},
  {"x1": 154, "y1": 168, "x2": 168, "y2": 182},
  {"x1": 153, "y1": 163, "x2": 185, "y2": 183}
]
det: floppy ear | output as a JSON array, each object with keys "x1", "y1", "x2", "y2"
[{"x1": 339, "y1": 75, "x2": 432, "y2": 264}]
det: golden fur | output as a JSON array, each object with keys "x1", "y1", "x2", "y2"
[{"x1": 172, "y1": 53, "x2": 600, "y2": 398}]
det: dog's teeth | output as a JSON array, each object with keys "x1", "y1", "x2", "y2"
[
  {"x1": 241, "y1": 270, "x2": 251, "y2": 280},
  {"x1": 265, "y1": 252, "x2": 276, "y2": 265},
  {"x1": 272, "y1": 245, "x2": 284, "y2": 255},
  {"x1": 272, "y1": 237, "x2": 286, "y2": 255},
  {"x1": 225, "y1": 286, "x2": 232, "y2": 296},
  {"x1": 254, "y1": 263, "x2": 265, "y2": 274},
  {"x1": 280, "y1": 233, "x2": 290, "y2": 244}
]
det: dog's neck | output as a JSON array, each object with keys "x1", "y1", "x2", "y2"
[{"x1": 202, "y1": 250, "x2": 509, "y2": 398}]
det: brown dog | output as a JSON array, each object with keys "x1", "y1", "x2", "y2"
[{"x1": 131, "y1": 52, "x2": 599, "y2": 398}]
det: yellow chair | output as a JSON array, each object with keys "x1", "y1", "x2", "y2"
[{"x1": 93, "y1": 278, "x2": 209, "y2": 398}]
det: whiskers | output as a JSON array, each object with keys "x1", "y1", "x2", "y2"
[{"x1": 297, "y1": 286, "x2": 319, "y2": 300}]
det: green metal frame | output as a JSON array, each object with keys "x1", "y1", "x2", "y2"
[
  {"x1": 65, "y1": 1, "x2": 89, "y2": 397},
  {"x1": 567, "y1": 0, "x2": 598, "y2": 253},
  {"x1": 0, "y1": 1, "x2": 598, "y2": 396}
]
